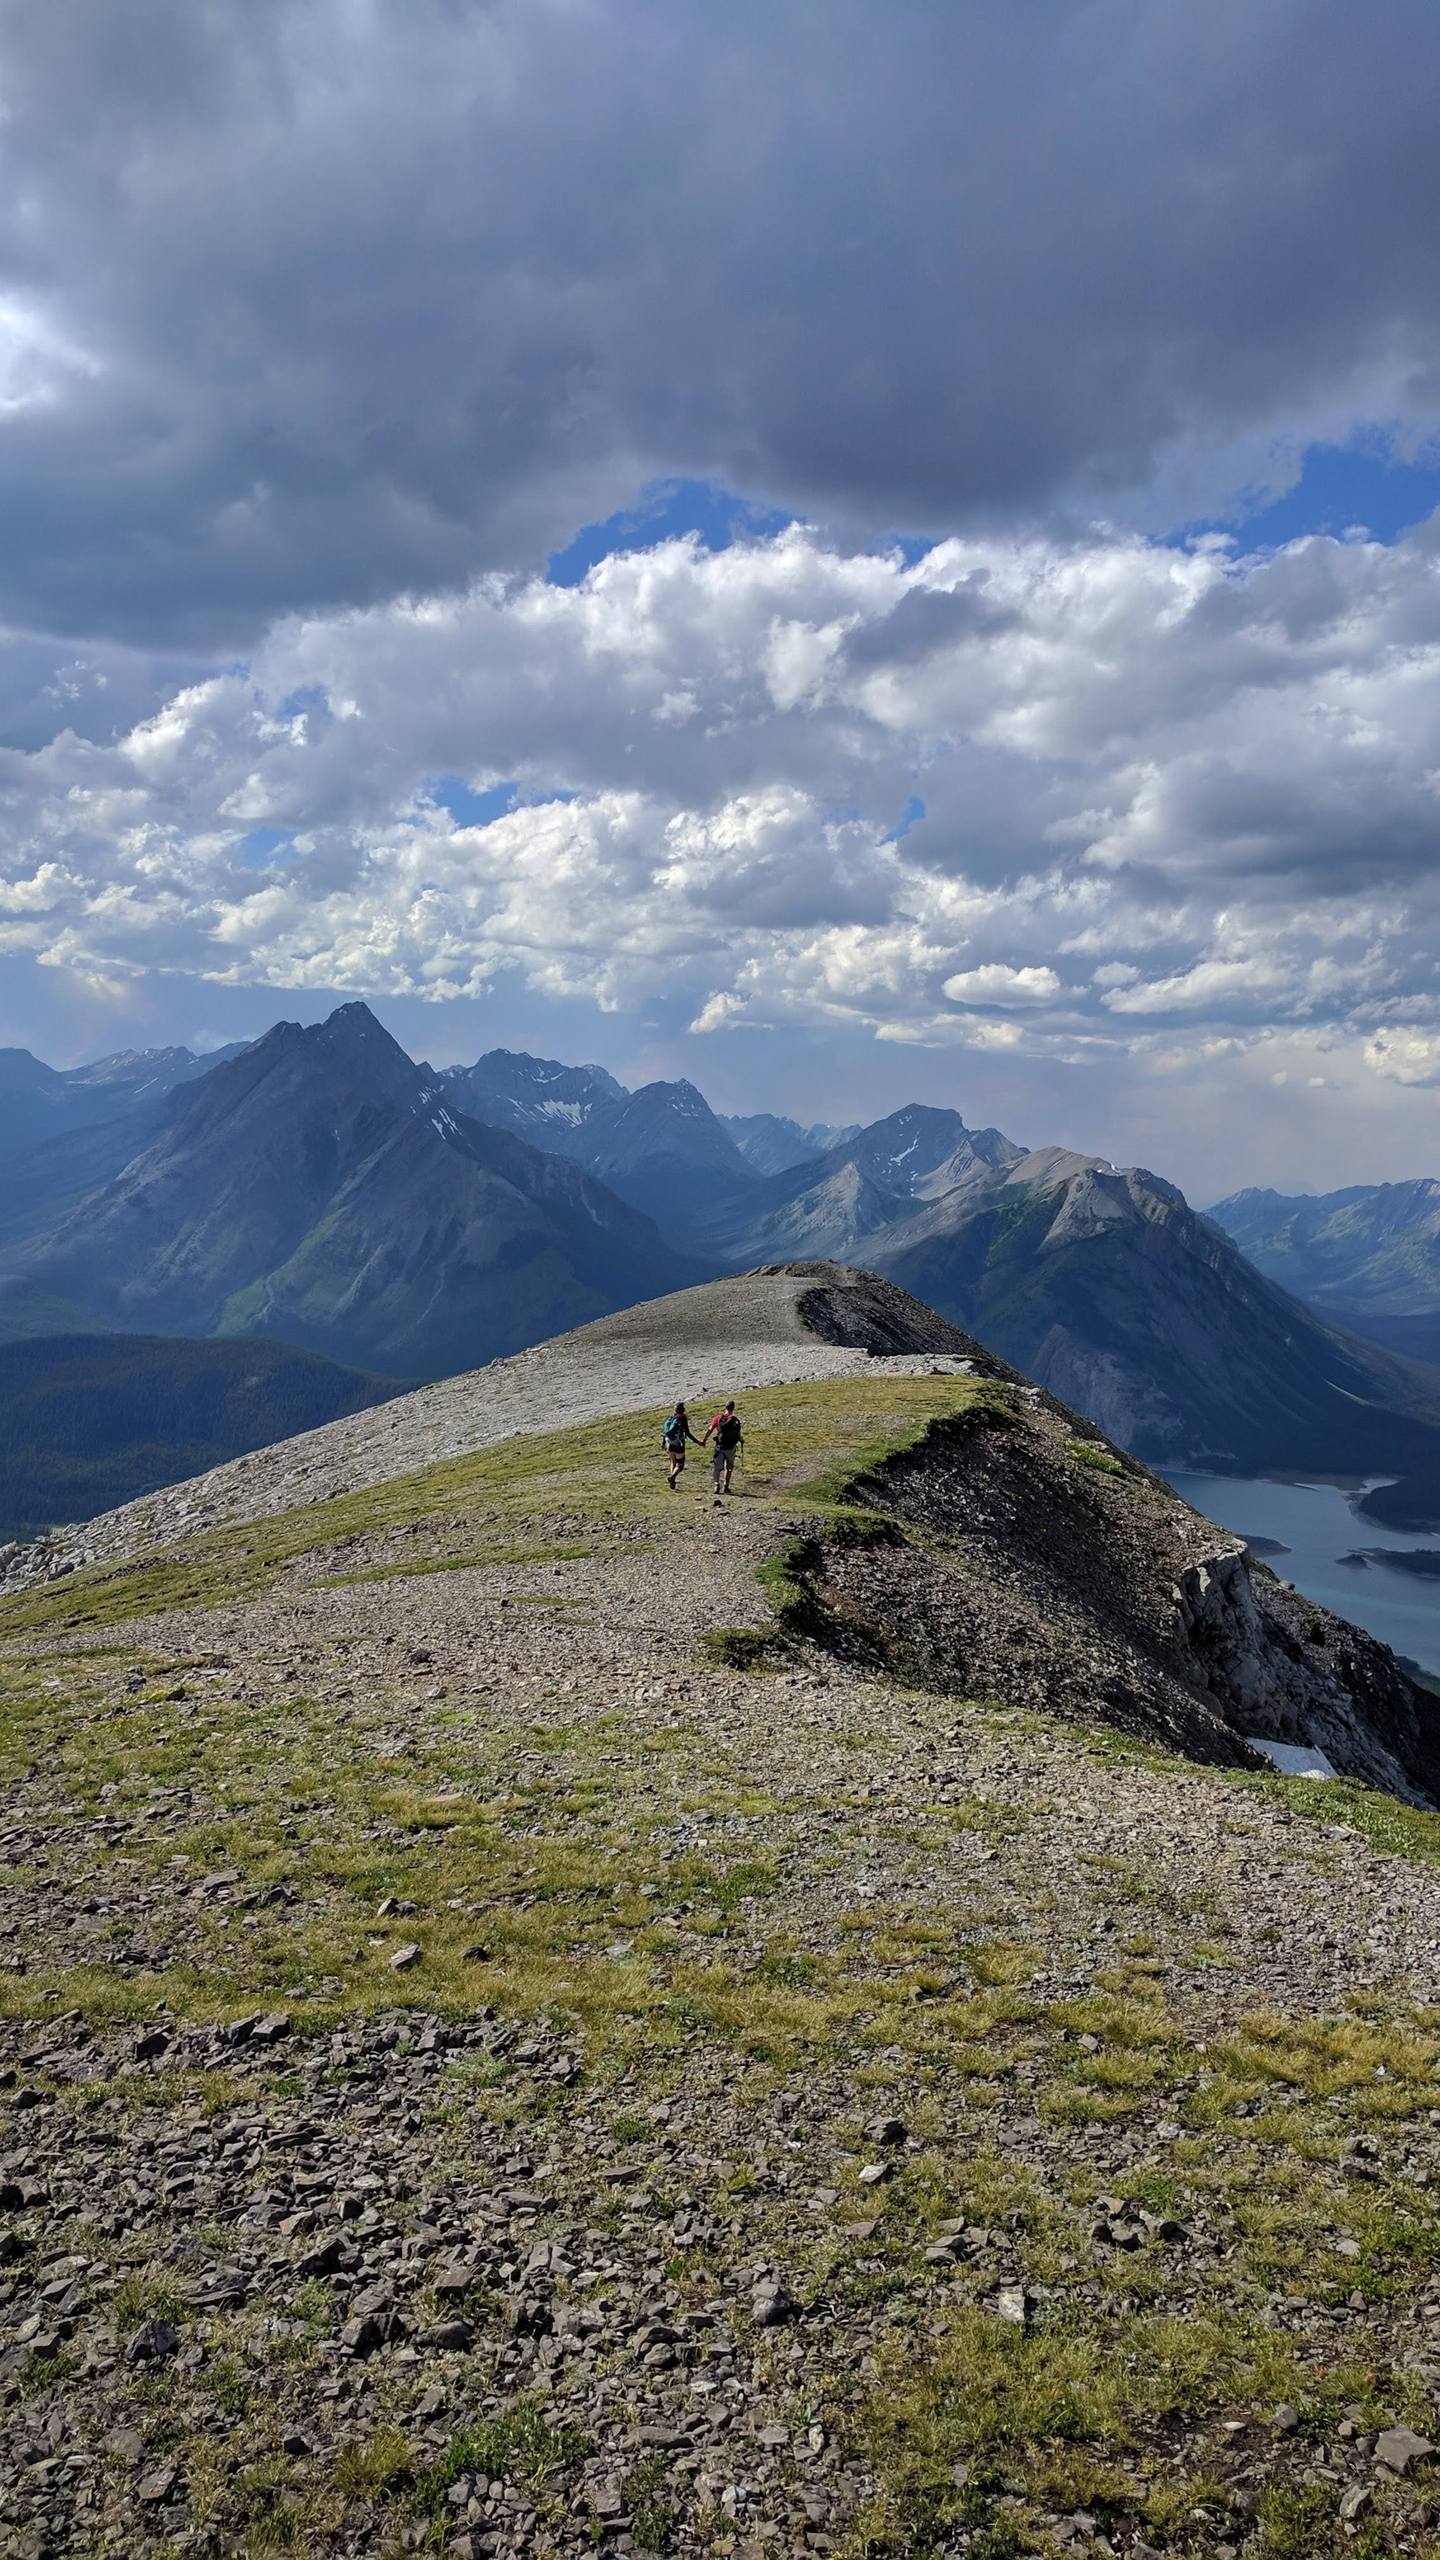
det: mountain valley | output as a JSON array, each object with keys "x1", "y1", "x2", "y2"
[{"x1": 0, "y1": 1333, "x2": 396, "y2": 1544}]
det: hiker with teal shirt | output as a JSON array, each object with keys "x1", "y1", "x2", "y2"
[{"x1": 662, "y1": 1398, "x2": 703, "y2": 1489}]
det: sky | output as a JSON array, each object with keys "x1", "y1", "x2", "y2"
[{"x1": 3, "y1": 1, "x2": 1440, "y2": 1202}]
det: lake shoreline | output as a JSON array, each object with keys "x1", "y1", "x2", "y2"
[{"x1": 1164, "y1": 1466, "x2": 1440, "y2": 1684}]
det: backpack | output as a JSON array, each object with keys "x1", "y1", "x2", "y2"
[
  {"x1": 662, "y1": 1414, "x2": 687, "y2": 1451},
  {"x1": 716, "y1": 1414, "x2": 742, "y2": 1451}
]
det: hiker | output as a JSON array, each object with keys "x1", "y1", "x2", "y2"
[
  {"x1": 662, "y1": 1398, "x2": 703, "y2": 1489},
  {"x1": 705, "y1": 1398, "x2": 745, "y2": 1495}
]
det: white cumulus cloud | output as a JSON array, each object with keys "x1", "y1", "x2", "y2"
[{"x1": 2, "y1": 514, "x2": 1440, "y2": 1107}]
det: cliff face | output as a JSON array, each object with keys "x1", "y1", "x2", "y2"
[{"x1": 794, "y1": 1386, "x2": 1440, "y2": 1805}]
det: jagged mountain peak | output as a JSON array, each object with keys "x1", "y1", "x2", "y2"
[
  {"x1": 226, "y1": 1003, "x2": 421, "y2": 1110},
  {"x1": 466, "y1": 1046, "x2": 627, "y2": 1097}
]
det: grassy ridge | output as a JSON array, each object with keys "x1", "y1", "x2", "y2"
[
  {"x1": 8, "y1": 1370, "x2": 1440, "y2": 2553},
  {"x1": 0, "y1": 1371, "x2": 1004, "y2": 1636}
]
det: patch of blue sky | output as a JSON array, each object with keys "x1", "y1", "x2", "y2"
[
  {"x1": 273, "y1": 682, "x2": 332, "y2": 724},
  {"x1": 431, "y1": 776, "x2": 518, "y2": 827},
  {"x1": 890, "y1": 793, "x2": 927, "y2": 840},
  {"x1": 237, "y1": 825, "x2": 296, "y2": 869},
  {"x1": 548, "y1": 477, "x2": 794, "y2": 586},
  {"x1": 428, "y1": 776, "x2": 580, "y2": 827},
  {"x1": 1178, "y1": 434, "x2": 1440, "y2": 553}
]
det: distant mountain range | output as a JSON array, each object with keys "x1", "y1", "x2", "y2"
[
  {"x1": 1211, "y1": 1181, "x2": 1440, "y2": 1367},
  {"x1": 0, "y1": 1007, "x2": 698, "y2": 1377},
  {"x1": 0, "y1": 1040, "x2": 245, "y2": 1166},
  {"x1": 437, "y1": 1050, "x2": 756, "y2": 1224},
  {"x1": 6, "y1": 1006, "x2": 1440, "y2": 1523},
  {"x1": 0, "y1": 1333, "x2": 395, "y2": 1543},
  {"x1": 721, "y1": 1111, "x2": 863, "y2": 1175},
  {"x1": 430, "y1": 1050, "x2": 858, "y2": 1195}
]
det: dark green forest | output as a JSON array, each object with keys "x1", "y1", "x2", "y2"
[{"x1": 0, "y1": 1334, "x2": 398, "y2": 1541}]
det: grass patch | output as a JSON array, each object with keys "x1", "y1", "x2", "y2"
[
  {"x1": 1243, "y1": 1771, "x2": 1440, "y2": 1869},
  {"x1": 414, "y1": 2402, "x2": 586, "y2": 2511},
  {"x1": 331, "y1": 2426, "x2": 414, "y2": 2498},
  {"x1": 1065, "y1": 1436, "x2": 1126, "y2": 1476},
  {"x1": 856, "y1": 2303, "x2": 1303, "y2": 2555}
]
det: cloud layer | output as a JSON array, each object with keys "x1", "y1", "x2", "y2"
[
  {"x1": 4, "y1": 517, "x2": 1439, "y2": 1090},
  {"x1": 2, "y1": 0, "x2": 1440, "y2": 644}
]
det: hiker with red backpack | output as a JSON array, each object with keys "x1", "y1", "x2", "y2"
[{"x1": 705, "y1": 1399, "x2": 745, "y2": 1495}]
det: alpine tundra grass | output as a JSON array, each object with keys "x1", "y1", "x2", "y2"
[{"x1": 5, "y1": 1351, "x2": 1440, "y2": 2556}]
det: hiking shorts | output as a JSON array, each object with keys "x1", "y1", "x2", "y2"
[
  {"x1": 712, "y1": 1444, "x2": 729, "y2": 1478},
  {"x1": 667, "y1": 1445, "x2": 686, "y2": 1468}
]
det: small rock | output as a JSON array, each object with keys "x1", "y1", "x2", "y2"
[
  {"x1": 390, "y1": 1943, "x2": 422, "y2": 1973},
  {"x1": 1340, "y1": 2483, "x2": 1373, "y2": 2521},
  {"x1": 751, "y1": 2281, "x2": 799, "y2": 2328},
  {"x1": 298, "y1": 2236, "x2": 346, "y2": 2279},
  {"x1": 865, "y1": 2115, "x2": 909, "y2": 2147},
  {"x1": 1376, "y1": 2426, "x2": 1434, "y2": 2474},
  {"x1": 434, "y1": 2256, "x2": 482, "y2": 2297},
  {"x1": 994, "y1": 2286, "x2": 1033, "y2": 2328}
]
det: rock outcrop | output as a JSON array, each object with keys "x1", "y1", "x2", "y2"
[{"x1": 798, "y1": 1387, "x2": 1440, "y2": 1804}]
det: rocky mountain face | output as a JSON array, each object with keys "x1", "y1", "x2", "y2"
[
  {"x1": 685, "y1": 1119, "x2": 1440, "y2": 1481},
  {"x1": 0, "y1": 1006, "x2": 698, "y2": 1378},
  {"x1": 700, "y1": 1107, "x2": 1024, "y2": 1263},
  {"x1": 1212, "y1": 1179, "x2": 1440, "y2": 1367},
  {"x1": 872, "y1": 1159, "x2": 1440, "y2": 1473},
  {"x1": 436, "y1": 1049, "x2": 627, "y2": 1154},
  {"x1": 798, "y1": 1357, "x2": 1440, "y2": 1804},
  {"x1": 0, "y1": 1040, "x2": 244, "y2": 1166}
]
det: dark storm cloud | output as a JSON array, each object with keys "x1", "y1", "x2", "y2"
[{"x1": 2, "y1": 0, "x2": 1440, "y2": 646}]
